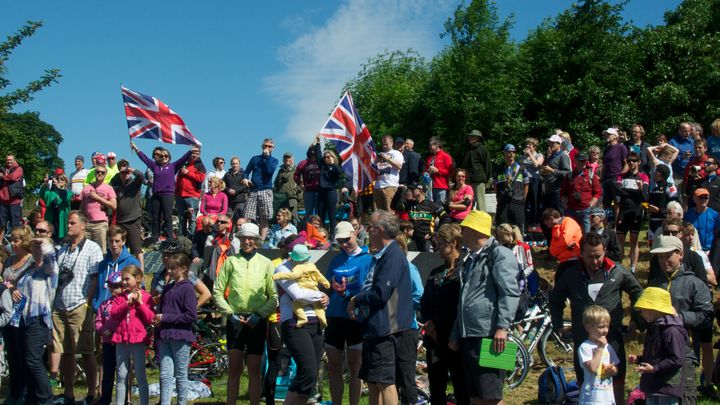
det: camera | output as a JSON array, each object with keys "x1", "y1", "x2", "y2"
[{"x1": 58, "y1": 266, "x2": 74, "y2": 287}]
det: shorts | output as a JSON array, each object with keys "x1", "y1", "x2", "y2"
[
  {"x1": 325, "y1": 317, "x2": 363, "y2": 351},
  {"x1": 693, "y1": 326, "x2": 713, "y2": 344},
  {"x1": 119, "y1": 218, "x2": 143, "y2": 255},
  {"x1": 616, "y1": 208, "x2": 643, "y2": 234},
  {"x1": 52, "y1": 305, "x2": 96, "y2": 355},
  {"x1": 225, "y1": 318, "x2": 267, "y2": 355},
  {"x1": 244, "y1": 189, "x2": 273, "y2": 222},
  {"x1": 460, "y1": 337, "x2": 505, "y2": 400},
  {"x1": 359, "y1": 333, "x2": 401, "y2": 385}
]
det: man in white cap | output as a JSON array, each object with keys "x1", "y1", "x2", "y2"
[
  {"x1": 539, "y1": 134, "x2": 572, "y2": 212},
  {"x1": 448, "y1": 210, "x2": 519, "y2": 405},
  {"x1": 105, "y1": 152, "x2": 119, "y2": 182},
  {"x1": 324, "y1": 221, "x2": 373, "y2": 405},
  {"x1": 213, "y1": 222, "x2": 278, "y2": 405},
  {"x1": 602, "y1": 128, "x2": 629, "y2": 209}
]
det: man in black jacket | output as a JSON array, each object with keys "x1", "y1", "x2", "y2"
[
  {"x1": 223, "y1": 156, "x2": 249, "y2": 222},
  {"x1": 110, "y1": 159, "x2": 145, "y2": 268},
  {"x1": 397, "y1": 137, "x2": 421, "y2": 186},
  {"x1": 463, "y1": 130, "x2": 491, "y2": 212},
  {"x1": 549, "y1": 232, "x2": 642, "y2": 405}
]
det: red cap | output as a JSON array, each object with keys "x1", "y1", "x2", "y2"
[{"x1": 54, "y1": 168, "x2": 65, "y2": 176}]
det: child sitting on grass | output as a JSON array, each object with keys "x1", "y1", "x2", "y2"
[
  {"x1": 629, "y1": 287, "x2": 687, "y2": 405},
  {"x1": 578, "y1": 305, "x2": 619, "y2": 404}
]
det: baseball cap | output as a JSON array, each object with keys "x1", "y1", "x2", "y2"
[
  {"x1": 289, "y1": 244, "x2": 311, "y2": 262},
  {"x1": 547, "y1": 134, "x2": 563, "y2": 143},
  {"x1": 650, "y1": 235, "x2": 684, "y2": 254},
  {"x1": 603, "y1": 128, "x2": 619, "y2": 137},
  {"x1": 503, "y1": 144, "x2": 516, "y2": 152},
  {"x1": 334, "y1": 221, "x2": 355, "y2": 239},
  {"x1": 107, "y1": 152, "x2": 117, "y2": 159},
  {"x1": 694, "y1": 188, "x2": 710, "y2": 197},
  {"x1": 410, "y1": 182, "x2": 427, "y2": 193},
  {"x1": 467, "y1": 129, "x2": 482, "y2": 138},
  {"x1": 54, "y1": 168, "x2": 65, "y2": 176}
]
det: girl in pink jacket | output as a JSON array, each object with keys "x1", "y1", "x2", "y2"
[{"x1": 110, "y1": 265, "x2": 155, "y2": 405}]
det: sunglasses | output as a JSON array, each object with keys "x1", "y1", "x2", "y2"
[
  {"x1": 336, "y1": 237, "x2": 351, "y2": 244},
  {"x1": 96, "y1": 171, "x2": 107, "y2": 175},
  {"x1": 627, "y1": 160, "x2": 639, "y2": 163}
]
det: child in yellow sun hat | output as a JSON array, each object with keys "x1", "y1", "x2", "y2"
[{"x1": 629, "y1": 287, "x2": 689, "y2": 405}]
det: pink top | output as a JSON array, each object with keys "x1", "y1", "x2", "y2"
[
  {"x1": 95, "y1": 298, "x2": 121, "y2": 344},
  {"x1": 201, "y1": 191, "x2": 228, "y2": 215},
  {"x1": 80, "y1": 183, "x2": 116, "y2": 222},
  {"x1": 110, "y1": 290, "x2": 155, "y2": 344},
  {"x1": 449, "y1": 184, "x2": 474, "y2": 220}
]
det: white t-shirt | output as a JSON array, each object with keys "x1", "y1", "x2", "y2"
[
  {"x1": 70, "y1": 168, "x2": 90, "y2": 196},
  {"x1": 375, "y1": 149, "x2": 404, "y2": 188},
  {"x1": 578, "y1": 339, "x2": 619, "y2": 405}
]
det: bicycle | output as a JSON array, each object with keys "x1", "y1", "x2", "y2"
[
  {"x1": 511, "y1": 290, "x2": 574, "y2": 369},
  {"x1": 188, "y1": 307, "x2": 229, "y2": 377},
  {"x1": 504, "y1": 333, "x2": 531, "y2": 389}
]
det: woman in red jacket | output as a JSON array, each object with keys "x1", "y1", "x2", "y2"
[{"x1": 425, "y1": 137, "x2": 454, "y2": 204}]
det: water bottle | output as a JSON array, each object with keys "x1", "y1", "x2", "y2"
[{"x1": 9, "y1": 294, "x2": 26, "y2": 327}]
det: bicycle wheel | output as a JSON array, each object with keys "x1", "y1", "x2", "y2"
[
  {"x1": 538, "y1": 320, "x2": 574, "y2": 368},
  {"x1": 189, "y1": 342, "x2": 228, "y2": 377},
  {"x1": 505, "y1": 334, "x2": 530, "y2": 389}
]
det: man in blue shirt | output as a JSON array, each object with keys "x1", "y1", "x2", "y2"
[
  {"x1": 684, "y1": 188, "x2": 720, "y2": 253},
  {"x1": 669, "y1": 122, "x2": 695, "y2": 186},
  {"x1": 242, "y1": 138, "x2": 278, "y2": 241}
]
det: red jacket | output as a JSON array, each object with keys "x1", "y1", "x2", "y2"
[
  {"x1": 0, "y1": 163, "x2": 23, "y2": 205},
  {"x1": 561, "y1": 166, "x2": 601, "y2": 210},
  {"x1": 425, "y1": 149, "x2": 453, "y2": 190},
  {"x1": 110, "y1": 290, "x2": 155, "y2": 344},
  {"x1": 683, "y1": 154, "x2": 708, "y2": 184},
  {"x1": 175, "y1": 159, "x2": 206, "y2": 198}
]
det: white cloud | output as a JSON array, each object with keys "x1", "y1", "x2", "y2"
[{"x1": 263, "y1": 0, "x2": 454, "y2": 148}]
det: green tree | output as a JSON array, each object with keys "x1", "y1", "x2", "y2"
[
  {"x1": 516, "y1": 0, "x2": 643, "y2": 149},
  {"x1": 0, "y1": 111, "x2": 64, "y2": 193},
  {"x1": 636, "y1": 0, "x2": 720, "y2": 136},
  {"x1": 0, "y1": 21, "x2": 61, "y2": 113},
  {"x1": 426, "y1": 0, "x2": 522, "y2": 159},
  {"x1": 345, "y1": 50, "x2": 432, "y2": 141}
]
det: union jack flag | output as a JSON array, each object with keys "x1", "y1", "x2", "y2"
[
  {"x1": 318, "y1": 91, "x2": 377, "y2": 192},
  {"x1": 121, "y1": 86, "x2": 202, "y2": 145}
]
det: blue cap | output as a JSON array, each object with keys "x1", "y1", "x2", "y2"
[{"x1": 503, "y1": 144, "x2": 516, "y2": 152}]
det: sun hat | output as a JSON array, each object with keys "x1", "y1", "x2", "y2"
[
  {"x1": 289, "y1": 244, "x2": 311, "y2": 262},
  {"x1": 460, "y1": 210, "x2": 492, "y2": 237},
  {"x1": 634, "y1": 287, "x2": 676, "y2": 315},
  {"x1": 650, "y1": 235, "x2": 684, "y2": 254},
  {"x1": 237, "y1": 223, "x2": 260, "y2": 238},
  {"x1": 334, "y1": 221, "x2": 355, "y2": 239}
]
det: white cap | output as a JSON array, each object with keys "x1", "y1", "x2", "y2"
[
  {"x1": 334, "y1": 221, "x2": 355, "y2": 239},
  {"x1": 237, "y1": 223, "x2": 260, "y2": 238},
  {"x1": 603, "y1": 128, "x2": 619, "y2": 137},
  {"x1": 547, "y1": 134, "x2": 563, "y2": 143}
]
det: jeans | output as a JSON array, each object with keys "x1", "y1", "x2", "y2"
[
  {"x1": 567, "y1": 208, "x2": 591, "y2": 234},
  {"x1": 21, "y1": 317, "x2": 53, "y2": 405},
  {"x1": 116, "y1": 343, "x2": 149, "y2": 405},
  {"x1": 303, "y1": 191, "x2": 318, "y2": 216},
  {"x1": 4, "y1": 324, "x2": 25, "y2": 401},
  {"x1": 99, "y1": 342, "x2": 116, "y2": 405},
  {"x1": 150, "y1": 194, "x2": 175, "y2": 240},
  {"x1": 175, "y1": 196, "x2": 200, "y2": 236},
  {"x1": 158, "y1": 339, "x2": 191, "y2": 405},
  {"x1": 432, "y1": 188, "x2": 447, "y2": 205}
]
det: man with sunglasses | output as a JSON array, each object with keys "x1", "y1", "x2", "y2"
[
  {"x1": 242, "y1": 138, "x2": 279, "y2": 241},
  {"x1": 110, "y1": 159, "x2": 145, "y2": 268},
  {"x1": 684, "y1": 188, "x2": 720, "y2": 254},
  {"x1": 80, "y1": 163, "x2": 117, "y2": 253},
  {"x1": 324, "y1": 221, "x2": 372, "y2": 405},
  {"x1": 648, "y1": 217, "x2": 709, "y2": 285},
  {"x1": 700, "y1": 157, "x2": 720, "y2": 211}
]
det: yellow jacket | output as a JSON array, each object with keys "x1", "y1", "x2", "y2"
[{"x1": 213, "y1": 252, "x2": 278, "y2": 318}]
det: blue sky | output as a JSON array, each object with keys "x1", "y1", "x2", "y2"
[{"x1": 3, "y1": 0, "x2": 681, "y2": 173}]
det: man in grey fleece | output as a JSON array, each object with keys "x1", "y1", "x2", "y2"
[
  {"x1": 448, "y1": 210, "x2": 519, "y2": 404},
  {"x1": 540, "y1": 134, "x2": 572, "y2": 212}
]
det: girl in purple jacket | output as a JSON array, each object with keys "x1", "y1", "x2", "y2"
[
  {"x1": 130, "y1": 141, "x2": 193, "y2": 242},
  {"x1": 154, "y1": 253, "x2": 197, "y2": 405}
]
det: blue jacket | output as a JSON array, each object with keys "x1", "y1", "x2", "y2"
[
  {"x1": 408, "y1": 260, "x2": 423, "y2": 330},
  {"x1": 244, "y1": 154, "x2": 278, "y2": 191},
  {"x1": 326, "y1": 246, "x2": 372, "y2": 319},
  {"x1": 93, "y1": 247, "x2": 140, "y2": 310},
  {"x1": 353, "y1": 241, "x2": 413, "y2": 338},
  {"x1": 684, "y1": 207, "x2": 720, "y2": 251},
  {"x1": 669, "y1": 135, "x2": 694, "y2": 173}
]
